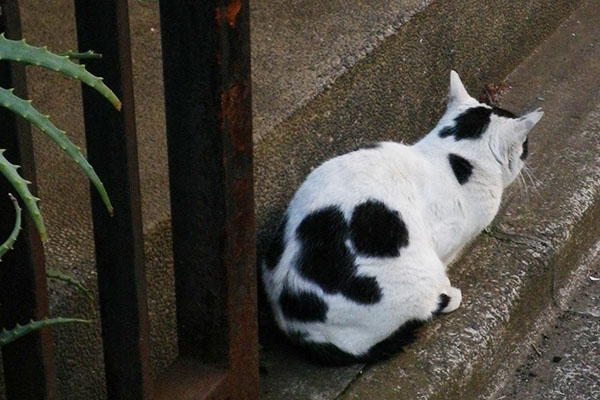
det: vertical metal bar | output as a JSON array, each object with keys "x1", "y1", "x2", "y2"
[
  {"x1": 0, "y1": 1, "x2": 55, "y2": 399},
  {"x1": 73, "y1": 1, "x2": 151, "y2": 398},
  {"x1": 157, "y1": 0, "x2": 257, "y2": 398}
]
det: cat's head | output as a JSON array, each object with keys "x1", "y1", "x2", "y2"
[{"x1": 438, "y1": 70, "x2": 543, "y2": 188}]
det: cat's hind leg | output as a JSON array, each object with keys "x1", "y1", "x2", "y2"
[{"x1": 435, "y1": 286, "x2": 462, "y2": 314}]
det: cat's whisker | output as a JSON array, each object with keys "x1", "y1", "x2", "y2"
[
  {"x1": 519, "y1": 172, "x2": 530, "y2": 202},
  {"x1": 526, "y1": 166, "x2": 542, "y2": 189},
  {"x1": 516, "y1": 172, "x2": 524, "y2": 196},
  {"x1": 522, "y1": 165, "x2": 542, "y2": 198}
]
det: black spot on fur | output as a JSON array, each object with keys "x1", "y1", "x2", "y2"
[
  {"x1": 279, "y1": 286, "x2": 328, "y2": 322},
  {"x1": 264, "y1": 215, "x2": 288, "y2": 270},
  {"x1": 296, "y1": 206, "x2": 382, "y2": 304},
  {"x1": 343, "y1": 276, "x2": 384, "y2": 304},
  {"x1": 350, "y1": 200, "x2": 409, "y2": 257},
  {"x1": 439, "y1": 107, "x2": 492, "y2": 140},
  {"x1": 291, "y1": 318, "x2": 425, "y2": 365},
  {"x1": 520, "y1": 137, "x2": 529, "y2": 160},
  {"x1": 434, "y1": 293, "x2": 451, "y2": 315},
  {"x1": 492, "y1": 106, "x2": 517, "y2": 119},
  {"x1": 448, "y1": 153, "x2": 473, "y2": 185},
  {"x1": 439, "y1": 126, "x2": 454, "y2": 138}
]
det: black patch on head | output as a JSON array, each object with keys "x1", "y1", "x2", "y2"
[
  {"x1": 492, "y1": 106, "x2": 517, "y2": 119},
  {"x1": 279, "y1": 286, "x2": 328, "y2": 322},
  {"x1": 264, "y1": 215, "x2": 288, "y2": 271},
  {"x1": 448, "y1": 153, "x2": 473, "y2": 185},
  {"x1": 520, "y1": 137, "x2": 529, "y2": 160},
  {"x1": 439, "y1": 106, "x2": 492, "y2": 140},
  {"x1": 434, "y1": 294, "x2": 451, "y2": 315},
  {"x1": 296, "y1": 206, "x2": 382, "y2": 304},
  {"x1": 350, "y1": 200, "x2": 409, "y2": 257}
]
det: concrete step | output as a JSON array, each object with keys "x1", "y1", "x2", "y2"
[
  {"x1": 259, "y1": 0, "x2": 600, "y2": 398},
  {"x1": 490, "y1": 253, "x2": 600, "y2": 400},
  {"x1": 0, "y1": 0, "x2": 585, "y2": 398}
]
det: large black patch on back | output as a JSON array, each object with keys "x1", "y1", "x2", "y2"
[
  {"x1": 350, "y1": 200, "x2": 409, "y2": 257},
  {"x1": 279, "y1": 286, "x2": 328, "y2": 322},
  {"x1": 296, "y1": 206, "x2": 382, "y2": 304},
  {"x1": 439, "y1": 107, "x2": 492, "y2": 140},
  {"x1": 264, "y1": 215, "x2": 288, "y2": 271},
  {"x1": 448, "y1": 153, "x2": 473, "y2": 184}
]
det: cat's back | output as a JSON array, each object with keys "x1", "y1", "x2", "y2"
[{"x1": 288, "y1": 142, "x2": 428, "y2": 219}]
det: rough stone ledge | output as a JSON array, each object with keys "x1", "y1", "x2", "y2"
[
  {"x1": 338, "y1": 1, "x2": 600, "y2": 398},
  {"x1": 259, "y1": 0, "x2": 599, "y2": 398}
]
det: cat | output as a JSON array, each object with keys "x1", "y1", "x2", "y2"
[{"x1": 262, "y1": 71, "x2": 543, "y2": 364}]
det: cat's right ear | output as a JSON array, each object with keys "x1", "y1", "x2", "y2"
[
  {"x1": 448, "y1": 70, "x2": 471, "y2": 106},
  {"x1": 514, "y1": 108, "x2": 544, "y2": 140}
]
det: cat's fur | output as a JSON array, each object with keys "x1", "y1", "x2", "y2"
[{"x1": 262, "y1": 71, "x2": 543, "y2": 364}]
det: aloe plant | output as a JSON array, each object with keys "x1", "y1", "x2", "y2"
[
  {"x1": 0, "y1": 33, "x2": 120, "y2": 241},
  {"x1": 1, "y1": 318, "x2": 90, "y2": 347},
  {"x1": 46, "y1": 267, "x2": 93, "y2": 302},
  {"x1": 0, "y1": 193, "x2": 21, "y2": 260},
  {"x1": 0, "y1": 35, "x2": 121, "y2": 345}
]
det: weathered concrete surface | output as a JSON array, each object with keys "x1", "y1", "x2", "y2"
[
  {"x1": 337, "y1": 1, "x2": 600, "y2": 398},
  {"x1": 0, "y1": 0, "x2": 584, "y2": 398},
  {"x1": 491, "y1": 258, "x2": 600, "y2": 400},
  {"x1": 250, "y1": 0, "x2": 432, "y2": 141}
]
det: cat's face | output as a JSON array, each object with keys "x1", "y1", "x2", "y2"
[{"x1": 444, "y1": 71, "x2": 543, "y2": 187}]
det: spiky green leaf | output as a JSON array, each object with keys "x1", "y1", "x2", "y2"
[
  {"x1": 0, "y1": 318, "x2": 90, "y2": 347},
  {"x1": 0, "y1": 87, "x2": 113, "y2": 217},
  {"x1": 0, "y1": 34, "x2": 120, "y2": 110},
  {"x1": 46, "y1": 268, "x2": 93, "y2": 302},
  {"x1": 59, "y1": 50, "x2": 102, "y2": 60},
  {"x1": 0, "y1": 193, "x2": 21, "y2": 259},
  {"x1": 0, "y1": 149, "x2": 45, "y2": 241}
]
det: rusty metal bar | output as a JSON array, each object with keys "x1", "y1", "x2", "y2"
[
  {"x1": 0, "y1": 1, "x2": 55, "y2": 399},
  {"x1": 156, "y1": 0, "x2": 257, "y2": 398},
  {"x1": 73, "y1": 1, "x2": 151, "y2": 398}
]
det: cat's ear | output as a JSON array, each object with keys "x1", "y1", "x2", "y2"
[
  {"x1": 514, "y1": 108, "x2": 544, "y2": 140},
  {"x1": 448, "y1": 70, "x2": 471, "y2": 106}
]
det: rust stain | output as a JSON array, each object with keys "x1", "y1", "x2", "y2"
[
  {"x1": 220, "y1": 81, "x2": 250, "y2": 151},
  {"x1": 225, "y1": 0, "x2": 242, "y2": 28}
]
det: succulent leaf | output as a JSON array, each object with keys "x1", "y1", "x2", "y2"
[
  {"x1": 0, "y1": 317, "x2": 90, "y2": 347},
  {"x1": 59, "y1": 50, "x2": 102, "y2": 60},
  {"x1": 0, "y1": 87, "x2": 113, "y2": 216},
  {"x1": 0, "y1": 193, "x2": 21, "y2": 259},
  {"x1": 0, "y1": 149, "x2": 45, "y2": 241},
  {"x1": 0, "y1": 33, "x2": 121, "y2": 110},
  {"x1": 46, "y1": 268, "x2": 93, "y2": 302}
]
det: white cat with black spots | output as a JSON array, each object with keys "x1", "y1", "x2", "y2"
[{"x1": 262, "y1": 71, "x2": 543, "y2": 364}]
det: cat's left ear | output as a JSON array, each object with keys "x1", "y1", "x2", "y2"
[
  {"x1": 448, "y1": 70, "x2": 471, "y2": 106},
  {"x1": 514, "y1": 108, "x2": 544, "y2": 140}
]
